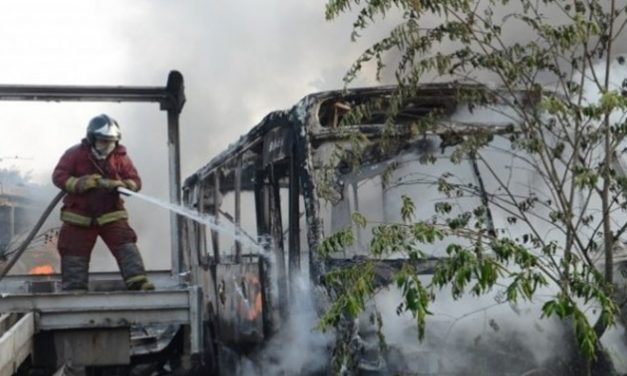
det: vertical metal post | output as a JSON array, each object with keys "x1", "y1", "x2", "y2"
[
  {"x1": 270, "y1": 166, "x2": 288, "y2": 319},
  {"x1": 234, "y1": 157, "x2": 242, "y2": 263},
  {"x1": 288, "y1": 156, "x2": 300, "y2": 291},
  {"x1": 161, "y1": 71, "x2": 186, "y2": 278},
  {"x1": 197, "y1": 183, "x2": 209, "y2": 267},
  {"x1": 188, "y1": 285, "x2": 204, "y2": 355},
  {"x1": 211, "y1": 172, "x2": 221, "y2": 263},
  {"x1": 258, "y1": 254, "x2": 273, "y2": 337},
  {"x1": 254, "y1": 170, "x2": 270, "y2": 237},
  {"x1": 167, "y1": 109, "x2": 182, "y2": 277}
]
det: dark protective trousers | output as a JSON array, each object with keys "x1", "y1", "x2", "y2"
[
  {"x1": 57, "y1": 219, "x2": 138, "y2": 260},
  {"x1": 58, "y1": 219, "x2": 153, "y2": 291}
]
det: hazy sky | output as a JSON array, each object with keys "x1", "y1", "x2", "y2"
[{"x1": 0, "y1": 1, "x2": 395, "y2": 269}]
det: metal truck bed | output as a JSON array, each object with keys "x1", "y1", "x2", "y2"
[{"x1": 0, "y1": 272, "x2": 203, "y2": 373}]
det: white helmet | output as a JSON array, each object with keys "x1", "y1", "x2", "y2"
[{"x1": 86, "y1": 114, "x2": 121, "y2": 144}]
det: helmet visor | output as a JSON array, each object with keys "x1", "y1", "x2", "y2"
[{"x1": 92, "y1": 123, "x2": 121, "y2": 141}]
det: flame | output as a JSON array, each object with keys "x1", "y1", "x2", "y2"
[
  {"x1": 248, "y1": 292, "x2": 263, "y2": 321},
  {"x1": 241, "y1": 272, "x2": 264, "y2": 321},
  {"x1": 29, "y1": 264, "x2": 54, "y2": 275}
]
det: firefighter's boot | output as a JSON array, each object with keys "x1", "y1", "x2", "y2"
[
  {"x1": 61, "y1": 255, "x2": 89, "y2": 291},
  {"x1": 116, "y1": 243, "x2": 155, "y2": 291}
]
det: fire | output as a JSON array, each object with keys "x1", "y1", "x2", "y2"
[
  {"x1": 248, "y1": 290, "x2": 263, "y2": 321},
  {"x1": 241, "y1": 272, "x2": 263, "y2": 321},
  {"x1": 29, "y1": 264, "x2": 54, "y2": 275}
]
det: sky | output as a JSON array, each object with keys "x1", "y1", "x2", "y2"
[{"x1": 0, "y1": 1, "x2": 396, "y2": 270}]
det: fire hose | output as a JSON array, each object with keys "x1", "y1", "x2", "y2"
[{"x1": 0, "y1": 190, "x2": 65, "y2": 282}]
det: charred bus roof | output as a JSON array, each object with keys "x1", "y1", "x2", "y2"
[{"x1": 183, "y1": 83, "x2": 536, "y2": 190}]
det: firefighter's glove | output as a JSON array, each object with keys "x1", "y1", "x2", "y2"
[
  {"x1": 73, "y1": 174, "x2": 102, "y2": 194},
  {"x1": 97, "y1": 178, "x2": 125, "y2": 191},
  {"x1": 121, "y1": 179, "x2": 139, "y2": 192}
]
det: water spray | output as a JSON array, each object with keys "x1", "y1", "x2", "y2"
[{"x1": 117, "y1": 187, "x2": 264, "y2": 253}]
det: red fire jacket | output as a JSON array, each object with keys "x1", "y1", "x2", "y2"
[{"x1": 52, "y1": 139, "x2": 142, "y2": 226}]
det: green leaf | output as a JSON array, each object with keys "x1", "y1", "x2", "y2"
[
  {"x1": 351, "y1": 211, "x2": 367, "y2": 228},
  {"x1": 317, "y1": 227, "x2": 354, "y2": 257},
  {"x1": 401, "y1": 195, "x2": 415, "y2": 223}
]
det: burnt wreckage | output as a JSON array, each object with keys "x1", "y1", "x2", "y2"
[
  {"x1": 0, "y1": 75, "x2": 602, "y2": 375},
  {"x1": 181, "y1": 84, "x2": 582, "y2": 375}
]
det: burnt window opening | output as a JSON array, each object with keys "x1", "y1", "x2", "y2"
[
  {"x1": 210, "y1": 166, "x2": 259, "y2": 262},
  {"x1": 317, "y1": 93, "x2": 457, "y2": 128},
  {"x1": 181, "y1": 146, "x2": 265, "y2": 267},
  {"x1": 320, "y1": 134, "x2": 502, "y2": 258}
]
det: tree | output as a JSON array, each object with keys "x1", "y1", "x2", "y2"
[{"x1": 319, "y1": 0, "x2": 627, "y2": 374}]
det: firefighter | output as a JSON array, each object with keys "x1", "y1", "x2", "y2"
[{"x1": 52, "y1": 114, "x2": 154, "y2": 291}]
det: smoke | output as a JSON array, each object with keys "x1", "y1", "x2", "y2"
[
  {"x1": 366, "y1": 285, "x2": 593, "y2": 375},
  {"x1": 237, "y1": 275, "x2": 332, "y2": 375},
  {"x1": 114, "y1": 0, "x2": 398, "y2": 177}
]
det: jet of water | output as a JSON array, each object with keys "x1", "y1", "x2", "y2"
[{"x1": 118, "y1": 187, "x2": 264, "y2": 254}]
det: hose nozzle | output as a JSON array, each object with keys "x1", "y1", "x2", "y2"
[{"x1": 117, "y1": 186, "x2": 132, "y2": 196}]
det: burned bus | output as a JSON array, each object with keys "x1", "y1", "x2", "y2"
[{"x1": 180, "y1": 83, "x2": 587, "y2": 375}]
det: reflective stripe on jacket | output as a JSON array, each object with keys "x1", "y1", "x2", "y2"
[
  {"x1": 52, "y1": 139, "x2": 142, "y2": 225},
  {"x1": 61, "y1": 209, "x2": 128, "y2": 226}
]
